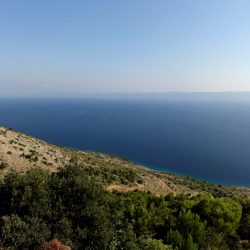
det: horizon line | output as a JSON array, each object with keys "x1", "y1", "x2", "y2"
[{"x1": 1, "y1": 91, "x2": 250, "y2": 99}]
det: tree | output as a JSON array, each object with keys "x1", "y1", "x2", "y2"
[
  {"x1": 193, "y1": 197, "x2": 242, "y2": 237},
  {"x1": 49, "y1": 164, "x2": 115, "y2": 249},
  {"x1": 238, "y1": 199, "x2": 250, "y2": 240},
  {"x1": 0, "y1": 168, "x2": 51, "y2": 219},
  {"x1": 0, "y1": 215, "x2": 50, "y2": 249},
  {"x1": 138, "y1": 237, "x2": 172, "y2": 250},
  {"x1": 166, "y1": 209, "x2": 206, "y2": 250}
]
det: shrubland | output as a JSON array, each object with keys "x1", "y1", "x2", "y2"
[{"x1": 0, "y1": 164, "x2": 249, "y2": 250}]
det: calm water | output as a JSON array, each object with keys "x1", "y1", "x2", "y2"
[{"x1": 0, "y1": 96, "x2": 250, "y2": 186}]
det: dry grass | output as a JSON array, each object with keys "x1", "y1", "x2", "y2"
[
  {"x1": 40, "y1": 239, "x2": 71, "y2": 250},
  {"x1": 0, "y1": 127, "x2": 71, "y2": 174}
]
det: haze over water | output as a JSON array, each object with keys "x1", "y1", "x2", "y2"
[{"x1": 0, "y1": 93, "x2": 250, "y2": 187}]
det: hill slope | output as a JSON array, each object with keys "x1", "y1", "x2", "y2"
[{"x1": 1, "y1": 126, "x2": 249, "y2": 198}]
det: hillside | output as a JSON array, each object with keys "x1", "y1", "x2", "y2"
[
  {"x1": 0, "y1": 126, "x2": 250, "y2": 198},
  {"x1": 1, "y1": 126, "x2": 250, "y2": 249}
]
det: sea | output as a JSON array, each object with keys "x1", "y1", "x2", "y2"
[{"x1": 0, "y1": 93, "x2": 250, "y2": 187}]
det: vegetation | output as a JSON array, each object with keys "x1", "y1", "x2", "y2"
[
  {"x1": 1, "y1": 127, "x2": 250, "y2": 199},
  {"x1": 0, "y1": 160, "x2": 8, "y2": 170},
  {"x1": 74, "y1": 164, "x2": 143, "y2": 185},
  {"x1": 0, "y1": 164, "x2": 248, "y2": 250}
]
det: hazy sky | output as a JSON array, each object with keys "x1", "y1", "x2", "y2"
[{"x1": 1, "y1": 0, "x2": 250, "y2": 96}]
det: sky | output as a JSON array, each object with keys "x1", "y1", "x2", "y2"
[{"x1": 1, "y1": 0, "x2": 250, "y2": 96}]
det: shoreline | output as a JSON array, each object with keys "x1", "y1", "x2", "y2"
[
  {"x1": 76, "y1": 149, "x2": 250, "y2": 189},
  {"x1": 130, "y1": 159, "x2": 250, "y2": 189}
]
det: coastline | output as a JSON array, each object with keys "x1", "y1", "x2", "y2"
[
  {"x1": 131, "y1": 159, "x2": 250, "y2": 189},
  {"x1": 72, "y1": 148, "x2": 250, "y2": 189}
]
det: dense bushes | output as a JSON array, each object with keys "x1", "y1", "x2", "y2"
[
  {"x1": 0, "y1": 165, "x2": 248, "y2": 249},
  {"x1": 74, "y1": 164, "x2": 143, "y2": 185}
]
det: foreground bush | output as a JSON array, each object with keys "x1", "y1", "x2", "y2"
[{"x1": 0, "y1": 164, "x2": 248, "y2": 249}]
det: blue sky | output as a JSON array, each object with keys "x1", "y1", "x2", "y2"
[{"x1": 1, "y1": 0, "x2": 250, "y2": 96}]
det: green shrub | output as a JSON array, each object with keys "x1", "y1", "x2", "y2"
[
  {"x1": 0, "y1": 161, "x2": 8, "y2": 170},
  {"x1": 0, "y1": 165, "x2": 247, "y2": 249}
]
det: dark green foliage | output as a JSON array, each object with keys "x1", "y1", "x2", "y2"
[
  {"x1": 79, "y1": 165, "x2": 143, "y2": 184},
  {"x1": 177, "y1": 209, "x2": 206, "y2": 244},
  {"x1": 166, "y1": 209, "x2": 205, "y2": 249},
  {"x1": 107, "y1": 191, "x2": 170, "y2": 237},
  {"x1": 238, "y1": 199, "x2": 250, "y2": 240},
  {"x1": 0, "y1": 164, "x2": 248, "y2": 249},
  {"x1": 48, "y1": 165, "x2": 114, "y2": 249},
  {"x1": 0, "y1": 161, "x2": 8, "y2": 170},
  {"x1": 193, "y1": 197, "x2": 242, "y2": 236},
  {"x1": 165, "y1": 209, "x2": 205, "y2": 249},
  {"x1": 1, "y1": 215, "x2": 50, "y2": 250},
  {"x1": 138, "y1": 237, "x2": 172, "y2": 249},
  {"x1": 0, "y1": 168, "x2": 51, "y2": 218}
]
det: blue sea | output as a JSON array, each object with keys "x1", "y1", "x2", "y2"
[{"x1": 0, "y1": 94, "x2": 250, "y2": 187}]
